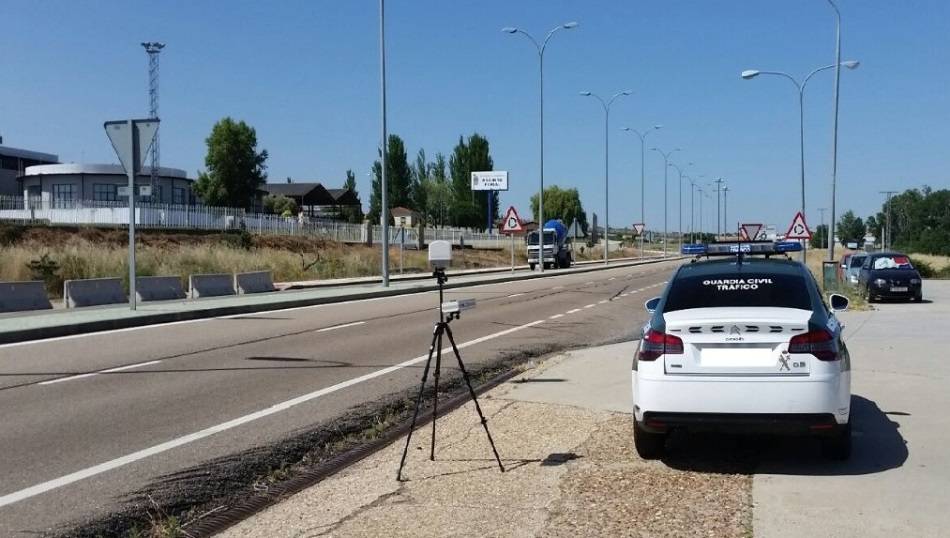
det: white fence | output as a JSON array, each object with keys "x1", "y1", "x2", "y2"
[{"x1": 0, "y1": 196, "x2": 514, "y2": 249}]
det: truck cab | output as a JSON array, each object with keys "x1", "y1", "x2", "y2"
[{"x1": 527, "y1": 219, "x2": 573, "y2": 270}]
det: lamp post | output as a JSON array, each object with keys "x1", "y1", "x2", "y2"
[
  {"x1": 722, "y1": 185, "x2": 730, "y2": 237},
  {"x1": 581, "y1": 90, "x2": 632, "y2": 263},
  {"x1": 827, "y1": 0, "x2": 843, "y2": 262},
  {"x1": 622, "y1": 125, "x2": 661, "y2": 259},
  {"x1": 651, "y1": 147, "x2": 680, "y2": 257},
  {"x1": 379, "y1": 0, "x2": 389, "y2": 286},
  {"x1": 503, "y1": 22, "x2": 579, "y2": 273},
  {"x1": 697, "y1": 186, "x2": 706, "y2": 240},
  {"x1": 712, "y1": 177, "x2": 725, "y2": 238},
  {"x1": 668, "y1": 161, "x2": 692, "y2": 251},
  {"x1": 741, "y1": 60, "x2": 859, "y2": 262}
]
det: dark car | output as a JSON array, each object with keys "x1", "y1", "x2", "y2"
[{"x1": 857, "y1": 252, "x2": 923, "y2": 302}]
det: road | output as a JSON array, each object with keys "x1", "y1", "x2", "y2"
[{"x1": 0, "y1": 260, "x2": 678, "y2": 536}]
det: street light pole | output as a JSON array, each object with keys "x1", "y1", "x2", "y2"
[
  {"x1": 827, "y1": 0, "x2": 843, "y2": 262},
  {"x1": 818, "y1": 207, "x2": 828, "y2": 249},
  {"x1": 582, "y1": 90, "x2": 631, "y2": 264},
  {"x1": 668, "y1": 161, "x2": 689, "y2": 251},
  {"x1": 651, "y1": 147, "x2": 681, "y2": 257},
  {"x1": 503, "y1": 22, "x2": 578, "y2": 273},
  {"x1": 712, "y1": 177, "x2": 725, "y2": 238},
  {"x1": 741, "y1": 60, "x2": 859, "y2": 263},
  {"x1": 722, "y1": 185, "x2": 730, "y2": 237},
  {"x1": 379, "y1": 0, "x2": 389, "y2": 286},
  {"x1": 622, "y1": 126, "x2": 661, "y2": 259}
]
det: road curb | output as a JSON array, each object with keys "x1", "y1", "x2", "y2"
[{"x1": 0, "y1": 257, "x2": 680, "y2": 345}]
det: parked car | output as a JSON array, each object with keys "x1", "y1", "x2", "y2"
[
  {"x1": 844, "y1": 253, "x2": 868, "y2": 285},
  {"x1": 857, "y1": 252, "x2": 923, "y2": 302},
  {"x1": 633, "y1": 241, "x2": 852, "y2": 460}
]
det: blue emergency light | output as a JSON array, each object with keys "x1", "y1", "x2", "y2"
[{"x1": 681, "y1": 241, "x2": 802, "y2": 256}]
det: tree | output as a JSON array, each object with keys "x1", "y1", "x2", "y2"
[
  {"x1": 836, "y1": 210, "x2": 865, "y2": 247},
  {"x1": 810, "y1": 224, "x2": 829, "y2": 249},
  {"x1": 529, "y1": 186, "x2": 588, "y2": 234},
  {"x1": 193, "y1": 117, "x2": 268, "y2": 208},
  {"x1": 341, "y1": 169, "x2": 363, "y2": 223},
  {"x1": 449, "y1": 133, "x2": 495, "y2": 229},
  {"x1": 410, "y1": 149, "x2": 429, "y2": 223},
  {"x1": 263, "y1": 194, "x2": 298, "y2": 216},
  {"x1": 368, "y1": 134, "x2": 412, "y2": 224},
  {"x1": 426, "y1": 152, "x2": 451, "y2": 226}
]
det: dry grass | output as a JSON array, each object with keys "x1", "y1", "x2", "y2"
[{"x1": 907, "y1": 253, "x2": 950, "y2": 272}]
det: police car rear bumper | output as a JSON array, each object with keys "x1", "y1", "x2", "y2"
[{"x1": 638, "y1": 411, "x2": 843, "y2": 435}]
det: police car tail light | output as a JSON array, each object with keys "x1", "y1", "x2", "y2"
[
  {"x1": 639, "y1": 329, "x2": 684, "y2": 361},
  {"x1": 788, "y1": 329, "x2": 838, "y2": 361}
]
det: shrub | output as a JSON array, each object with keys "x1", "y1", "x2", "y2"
[
  {"x1": 26, "y1": 253, "x2": 61, "y2": 293},
  {"x1": 910, "y1": 257, "x2": 935, "y2": 278}
]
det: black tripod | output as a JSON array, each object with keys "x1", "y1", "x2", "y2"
[{"x1": 396, "y1": 267, "x2": 505, "y2": 481}]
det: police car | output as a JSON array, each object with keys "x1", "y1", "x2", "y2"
[{"x1": 632, "y1": 241, "x2": 852, "y2": 460}]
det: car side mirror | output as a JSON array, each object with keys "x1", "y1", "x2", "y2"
[
  {"x1": 829, "y1": 293, "x2": 849, "y2": 312},
  {"x1": 645, "y1": 297, "x2": 661, "y2": 314}
]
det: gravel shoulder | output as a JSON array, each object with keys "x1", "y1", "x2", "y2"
[{"x1": 219, "y1": 342, "x2": 752, "y2": 538}]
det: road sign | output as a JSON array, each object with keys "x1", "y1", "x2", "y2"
[
  {"x1": 471, "y1": 171, "x2": 509, "y2": 191},
  {"x1": 740, "y1": 223, "x2": 764, "y2": 241},
  {"x1": 633, "y1": 223, "x2": 645, "y2": 236},
  {"x1": 104, "y1": 119, "x2": 159, "y2": 175},
  {"x1": 500, "y1": 206, "x2": 524, "y2": 233},
  {"x1": 785, "y1": 211, "x2": 812, "y2": 240}
]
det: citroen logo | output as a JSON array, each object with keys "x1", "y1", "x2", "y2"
[{"x1": 730, "y1": 325, "x2": 742, "y2": 335}]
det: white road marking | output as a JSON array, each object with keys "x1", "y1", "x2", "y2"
[
  {"x1": 552, "y1": 286, "x2": 565, "y2": 290},
  {"x1": 598, "y1": 300, "x2": 608, "y2": 304},
  {"x1": 0, "y1": 318, "x2": 546, "y2": 509},
  {"x1": 548, "y1": 314, "x2": 564, "y2": 319},
  {"x1": 38, "y1": 360, "x2": 163, "y2": 386},
  {"x1": 621, "y1": 293, "x2": 629, "y2": 297},
  {"x1": 317, "y1": 321, "x2": 365, "y2": 332},
  {"x1": 584, "y1": 304, "x2": 596, "y2": 309},
  {"x1": 609, "y1": 277, "x2": 616, "y2": 281},
  {"x1": 566, "y1": 308, "x2": 582, "y2": 314},
  {"x1": 585, "y1": 281, "x2": 594, "y2": 285},
  {"x1": 507, "y1": 293, "x2": 525, "y2": 298}
]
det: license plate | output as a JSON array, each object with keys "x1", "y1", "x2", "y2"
[{"x1": 891, "y1": 286, "x2": 908, "y2": 292}]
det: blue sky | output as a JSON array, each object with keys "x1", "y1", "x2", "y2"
[{"x1": 2, "y1": 0, "x2": 948, "y2": 233}]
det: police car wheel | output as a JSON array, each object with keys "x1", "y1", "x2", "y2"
[
  {"x1": 633, "y1": 421, "x2": 666, "y2": 460},
  {"x1": 821, "y1": 420, "x2": 852, "y2": 461}
]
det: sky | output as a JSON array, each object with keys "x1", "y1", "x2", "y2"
[{"x1": 2, "y1": 0, "x2": 948, "y2": 234}]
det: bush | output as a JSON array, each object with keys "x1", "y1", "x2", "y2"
[
  {"x1": 910, "y1": 257, "x2": 935, "y2": 278},
  {"x1": 0, "y1": 224, "x2": 25, "y2": 246},
  {"x1": 26, "y1": 253, "x2": 61, "y2": 294}
]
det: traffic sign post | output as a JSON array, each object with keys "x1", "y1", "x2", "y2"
[
  {"x1": 740, "y1": 223, "x2": 764, "y2": 241},
  {"x1": 500, "y1": 206, "x2": 524, "y2": 272},
  {"x1": 785, "y1": 211, "x2": 812, "y2": 262},
  {"x1": 472, "y1": 171, "x2": 509, "y2": 235},
  {"x1": 105, "y1": 119, "x2": 159, "y2": 311}
]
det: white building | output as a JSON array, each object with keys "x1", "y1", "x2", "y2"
[{"x1": 18, "y1": 163, "x2": 196, "y2": 206}]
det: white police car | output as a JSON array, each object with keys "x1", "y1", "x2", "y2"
[{"x1": 632, "y1": 241, "x2": 852, "y2": 460}]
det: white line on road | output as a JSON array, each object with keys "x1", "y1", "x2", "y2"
[
  {"x1": 609, "y1": 277, "x2": 616, "y2": 281},
  {"x1": 552, "y1": 285, "x2": 564, "y2": 290},
  {"x1": 506, "y1": 293, "x2": 525, "y2": 298},
  {"x1": 585, "y1": 281, "x2": 595, "y2": 285},
  {"x1": 317, "y1": 321, "x2": 366, "y2": 332},
  {"x1": 621, "y1": 293, "x2": 629, "y2": 297},
  {"x1": 548, "y1": 314, "x2": 564, "y2": 319},
  {"x1": 38, "y1": 360, "x2": 163, "y2": 386},
  {"x1": 566, "y1": 308, "x2": 582, "y2": 314},
  {"x1": 584, "y1": 304, "x2": 596, "y2": 309},
  {"x1": 598, "y1": 300, "x2": 608, "y2": 304},
  {"x1": 0, "y1": 318, "x2": 547, "y2": 509}
]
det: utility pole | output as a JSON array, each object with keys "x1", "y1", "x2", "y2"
[
  {"x1": 379, "y1": 0, "x2": 390, "y2": 286},
  {"x1": 817, "y1": 207, "x2": 828, "y2": 249},
  {"x1": 141, "y1": 42, "x2": 164, "y2": 198},
  {"x1": 880, "y1": 191, "x2": 897, "y2": 250},
  {"x1": 712, "y1": 178, "x2": 725, "y2": 238},
  {"x1": 722, "y1": 186, "x2": 729, "y2": 238}
]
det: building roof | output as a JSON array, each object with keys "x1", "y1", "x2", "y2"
[
  {"x1": 0, "y1": 145, "x2": 58, "y2": 162},
  {"x1": 23, "y1": 163, "x2": 188, "y2": 179},
  {"x1": 326, "y1": 188, "x2": 360, "y2": 206},
  {"x1": 391, "y1": 206, "x2": 420, "y2": 217},
  {"x1": 261, "y1": 182, "x2": 336, "y2": 205}
]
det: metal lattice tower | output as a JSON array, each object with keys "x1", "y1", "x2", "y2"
[{"x1": 142, "y1": 42, "x2": 165, "y2": 192}]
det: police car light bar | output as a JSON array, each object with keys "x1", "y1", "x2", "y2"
[{"x1": 681, "y1": 241, "x2": 802, "y2": 256}]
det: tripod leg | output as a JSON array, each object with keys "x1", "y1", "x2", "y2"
[
  {"x1": 431, "y1": 325, "x2": 443, "y2": 461},
  {"x1": 397, "y1": 323, "x2": 440, "y2": 481},
  {"x1": 444, "y1": 324, "x2": 505, "y2": 473}
]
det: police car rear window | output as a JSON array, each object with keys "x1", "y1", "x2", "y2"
[{"x1": 663, "y1": 273, "x2": 812, "y2": 312}]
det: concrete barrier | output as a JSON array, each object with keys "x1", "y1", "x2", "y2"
[
  {"x1": 136, "y1": 276, "x2": 186, "y2": 302},
  {"x1": 189, "y1": 273, "x2": 235, "y2": 299},
  {"x1": 235, "y1": 271, "x2": 275, "y2": 295},
  {"x1": 64, "y1": 278, "x2": 126, "y2": 308},
  {"x1": 0, "y1": 281, "x2": 53, "y2": 313}
]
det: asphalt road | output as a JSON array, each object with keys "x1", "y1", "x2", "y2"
[{"x1": 0, "y1": 260, "x2": 679, "y2": 536}]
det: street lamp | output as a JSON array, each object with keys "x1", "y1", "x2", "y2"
[
  {"x1": 650, "y1": 146, "x2": 681, "y2": 257},
  {"x1": 379, "y1": 0, "x2": 390, "y2": 286},
  {"x1": 668, "y1": 160, "x2": 692, "y2": 251},
  {"x1": 581, "y1": 90, "x2": 632, "y2": 263},
  {"x1": 741, "y1": 60, "x2": 859, "y2": 262},
  {"x1": 503, "y1": 22, "x2": 579, "y2": 273},
  {"x1": 622, "y1": 125, "x2": 661, "y2": 259}
]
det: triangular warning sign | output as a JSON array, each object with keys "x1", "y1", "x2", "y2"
[
  {"x1": 740, "y1": 223, "x2": 763, "y2": 241},
  {"x1": 785, "y1": 211, "x2": 812, "y2": 240},
  {"x1": 500, "y1": 206, "x2": 524, "y2": 233},
  {"x1": 633, "y1": 223, "x2": 645, "y2": 235}
]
